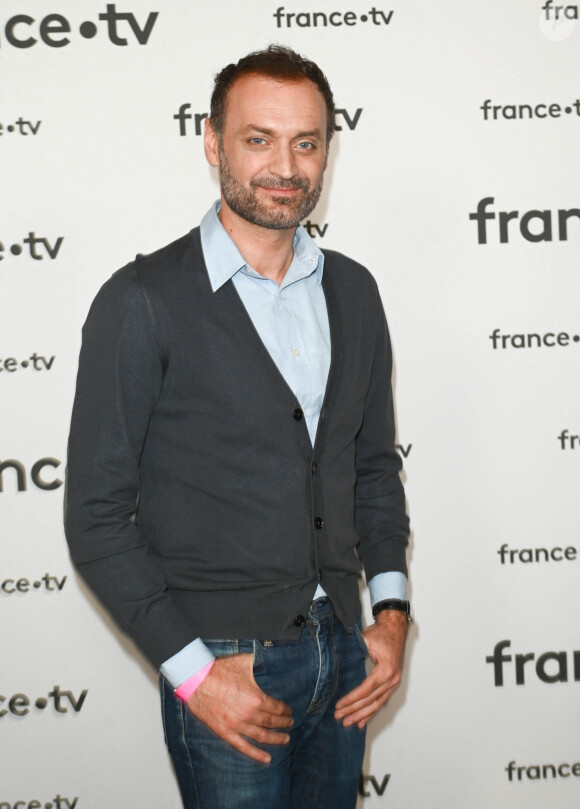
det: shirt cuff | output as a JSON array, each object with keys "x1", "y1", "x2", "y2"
[
  {"x1": 159, "y1": 637, "x2": 215, "y2": 689},
  {"x1": 368, "y1": 572, "x2": 408, "y2": 606}
]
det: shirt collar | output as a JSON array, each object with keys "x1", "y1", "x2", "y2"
[{"x1": 200, "y1": 200, "x2": 324, "y2": 292}]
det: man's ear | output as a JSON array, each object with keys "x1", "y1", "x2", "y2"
[{"x1": 204, "y1": 118, "x2": 219, "y2": 167}]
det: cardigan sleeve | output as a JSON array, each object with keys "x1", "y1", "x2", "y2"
[
  {"x1": 64, "y1": 266, "x2": 198, "y2": 669},
  {"x1": 354, "y1": 281, "x2": 410, "y2": 583}
]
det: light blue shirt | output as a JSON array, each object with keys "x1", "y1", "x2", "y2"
[
  {"x1": 201, "y1": 202, "x2": 330, "y2": 447},
  {"x1": 160, "y1": 202, "x2": 407, "y2": 689}
]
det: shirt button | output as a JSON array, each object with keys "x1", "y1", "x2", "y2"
[
  {"x1": 293, "y1": 408, "x2": 304, "y2": 421},
  {"x1": 294, "y1": 614, "x2": 306, "y2": 627},
  {"x1": 311, "y1": 462, "x2": 318, "y2": 476},
  {"x1": 292, "y1": 348, "x2": 300, "y2": 358},
  {"x1": 314, "y1": 517, "x2": 324, "y2": 529}
]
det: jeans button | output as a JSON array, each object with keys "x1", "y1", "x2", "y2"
[{"x1": 293, "y1": 614, "x2": 306, "y2": 627}]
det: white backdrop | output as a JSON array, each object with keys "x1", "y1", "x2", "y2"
[{"x1": 2, "y1": 1, "x2": 579, "y2": 807}]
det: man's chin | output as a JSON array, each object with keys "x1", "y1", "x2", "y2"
[
  {"x1": 223, "y1": 189, "x2": 313, "y2": 230},
  {"x1": 243, "y1": 201, "x2": 303, "y2": 229},
  {"x1": 252, "y1": 213, "x2": 302, "y2": 230}
]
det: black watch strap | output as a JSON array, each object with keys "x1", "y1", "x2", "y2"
[{"x1": 372, "y1": 598, "x2": 412, "y2": 621}]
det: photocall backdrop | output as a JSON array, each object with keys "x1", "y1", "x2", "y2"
[{"x1": 2, "y1": 1, "x2": 579, "y2": 806}]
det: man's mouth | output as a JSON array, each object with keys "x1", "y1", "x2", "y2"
[{"x1": 260, "y1": 186, "x2": 300, "y2": 195}]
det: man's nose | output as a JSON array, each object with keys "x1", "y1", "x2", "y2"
[{"x1": 268, "y1": 144, "x2": 298, "y2": 178}]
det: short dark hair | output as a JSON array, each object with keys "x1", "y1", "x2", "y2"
[{"x1": 210, "y1": 44, "x2": 335, "y2": 147}]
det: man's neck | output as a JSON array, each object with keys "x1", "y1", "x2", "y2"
[{"x1": 218, "y1": 199, "x2": 296, "y2": 286}]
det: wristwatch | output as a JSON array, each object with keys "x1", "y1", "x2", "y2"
[{"x1": 372, "y1": 598, "x2": 413, "y2": 623}]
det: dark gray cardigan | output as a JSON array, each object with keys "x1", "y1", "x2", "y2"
[{"x1": 65, "y1": 227, "x2": 409, "y2": 669}]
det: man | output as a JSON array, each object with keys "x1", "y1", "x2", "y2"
[{"x1": 65, "y1": 45, "x2": 410, "y2": 809}]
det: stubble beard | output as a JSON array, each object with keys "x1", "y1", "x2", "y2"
[{"x1": 218, "y1": 148, "x2": 324, "y2": 230}]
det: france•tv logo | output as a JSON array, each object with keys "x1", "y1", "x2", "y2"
[{"x1": 0, "y1": 5, "x2": 158, "y2": 48}]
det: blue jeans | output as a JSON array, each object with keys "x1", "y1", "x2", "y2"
[{"x1": 160, "y1": 598, "x2": 368, "y2": 809}]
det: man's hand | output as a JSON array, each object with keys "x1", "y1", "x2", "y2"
[
  {"x1": 186, "y1": 652, "x2": 293, "y2": 764},
  {"x1": 334, "y1": 610, "x2": 408, "y2": 730}
]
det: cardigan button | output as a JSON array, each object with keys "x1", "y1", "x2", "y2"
[
  {"x1": 314, "y1": 517, "x2": 324, "y2": 529},
  {"x1": 293, "y1": 408, "x2": 304, "y2": 421},
  {"x1": 293, "y1": 614, "x2": 306, "y2": 627}
]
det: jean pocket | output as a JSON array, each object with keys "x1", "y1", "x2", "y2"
[
  {"x1": 352, "y1": 621, "x2": 370, "y2": 657},
  {"x1": 247, "y1": 639, "x2": 264, "y2": 673}
]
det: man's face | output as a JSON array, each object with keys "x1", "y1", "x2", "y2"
[{"x1": 205, "y1": 73, "x2": 328, "y2": 230}]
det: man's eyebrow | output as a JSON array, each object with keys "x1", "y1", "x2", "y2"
[{"x1": 242, "y1": 124, "x2": 323, "y2": 139}]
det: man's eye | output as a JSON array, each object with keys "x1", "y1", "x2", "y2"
[
  {"x1": 297, "y1": 141, "x2": 315, "y2": 150},
  {"x1": 249, "y1": 137, "x2": 266, "y2": 145}
]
